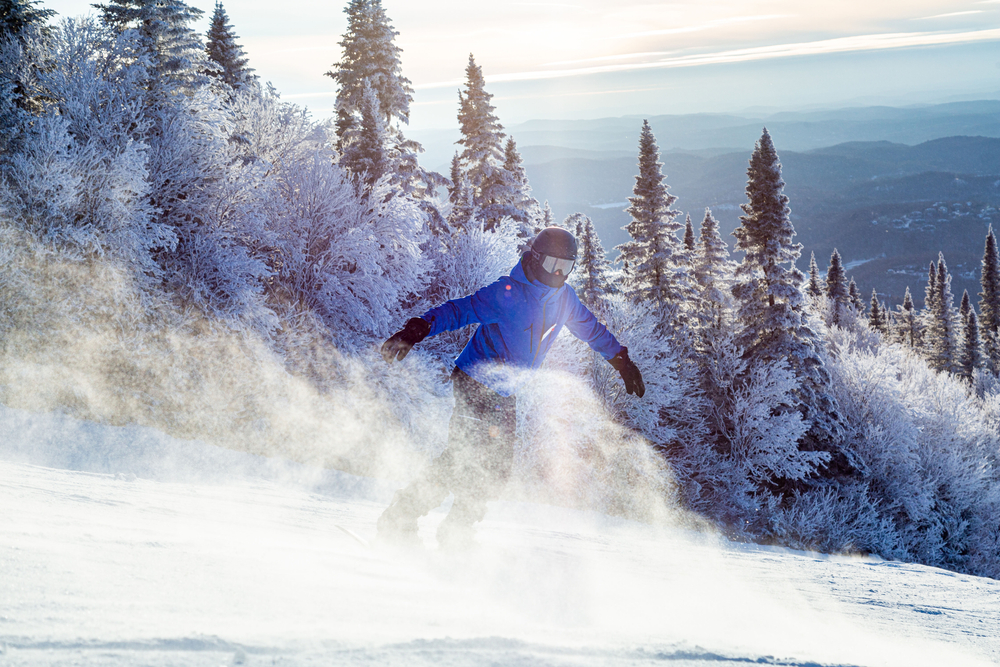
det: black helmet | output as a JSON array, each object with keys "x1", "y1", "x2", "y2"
[{"x1": 530, "y1": 227, "x2": 577, "y2": 288}]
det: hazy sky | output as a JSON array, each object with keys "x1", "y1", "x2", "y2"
[{"x1": 42, "y1": 0, "x2": 1000, "y2": 130}]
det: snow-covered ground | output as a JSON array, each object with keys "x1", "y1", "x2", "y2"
[{"x1": 1, "y1": 406, "x2": 998, "y2": 667}]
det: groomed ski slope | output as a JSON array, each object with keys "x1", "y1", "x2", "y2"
[{"x1": 1, "y1": 406, "x2": 998, "y2": 667}]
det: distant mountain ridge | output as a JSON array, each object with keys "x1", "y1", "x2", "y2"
[
  {"x1": 410, "y1": 100, "x2": 1000, "y2": 171},
  {"x1": 522, "y1": 135, "x2": 1000, "y2": 308},
  {"x1": 410, "y1": 101, "x2": 1000, "y2": 307}
]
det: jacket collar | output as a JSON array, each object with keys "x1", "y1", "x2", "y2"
[{"x1": 512, "y1": 253, "x2": 560, "y2": 297}]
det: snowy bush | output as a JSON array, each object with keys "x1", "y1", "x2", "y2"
[
  {"x1": 766, "y1": 337, "x2": 1000, "y2": 578},
  {"x1": 268, "y1": 154, "x2": 430, "y2": 344}
]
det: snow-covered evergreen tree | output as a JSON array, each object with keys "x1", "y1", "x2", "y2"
[
  {"x1": 501, "y1": 136, "x2": 540, "y2": 240},
  {"x1": 682, "y1": 214, "x2": 695, "y2": 253},
  {"x1": 958, "y1": 307, "x2": 981, "y2": 383},
  {"x1": 691, "y1": 207, "x2": 734, "y2": 342},
  {"x1": 848, "y1": 277, "x2": 864, "y2": 313},
  {"x1": 326, "y1": 0, "x2": 412, "y2": 143},
  {"x1": 894, "y1": 287, "x2": 920, "y2": 347},
  {"x1": 205, "y1": 1, "x2": 254, "y2": 90},
  {"x1": 1, "y1": 0, "x2": 53, "y2": 40},
  {"x1": 616, "y1": 120, "x2": 692, "y2": 330},
  {"x1": 979, "y1": 226, "x2": 1000, "y2": 374},
  {"x1": 95, "y1": 0, "x2": 210, "y2": 99},
  {"x1": 340, "y1": 79, "x2": 390, "y2": 190},
  {"x1": 825, "y1": 248, "x2": 850, "y2": 326},
  {"x1": 806, "y1": 251, "x2": 823, "y2": 299},
  {"x1": 868, "y1": 289, "x2": 887, "y2": 335},
  {"x1": 926, "y1": 253, "x2": 958, "y2": 373},
  {"x1": 455, "y1": 54, "x2": 508, "y2": 231},
  {"x1": 540, "y1": 200, "x2": 553, "y2": 231},
  {"x1": 731, "y1": 128, "x2": 842, "y2": 468},
  {"x1": 566, "y1": 213, "x2": 611, "y2": 310}
]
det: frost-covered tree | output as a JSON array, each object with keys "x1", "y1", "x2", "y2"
[
  {"x1": 1, "y1": 0, "x2": 54, "y2": 40},
  {"x1": 958, "y1": 307, "x2": 981, "y2": 383},
  {"x1": 731, "y1": 128, "x2": 842, "y2": 467},
  {"x1": 806, "y1": 252, "x2": 823, "y2": 299},
  {"x1": 617, "y1": 120, "x2": 692, "y2": 330},
  {"x1": 979, "y1": 226, "x2": 1000, "y2": 374},
  {"x1": 540, "y1": 200, "x2": 553, "y2": 231},
  {"x1": 269, "y1": 154, "x2": 430, "y2": 343},
  {"x1": 894, "y1": 287, "x2": 920, "y2": 347},
  {"x1": 326, "y1": 0, "x2": 412, "y2": 142},
  {"x1": 205, "y1": 1, "x2": 254, "y2": 90},
  {"x1": 926, "y1": 253, "x2": 958, "y2": 373},
  {"x1": 447, "y1": 152, "x2": 462, "y2": 205},
  {"x1": 0, "y1": 19, "x2": 174, "y2": 289},
  {"x1": 340, "y1": 79, "x2": 390, "y2": 189},
  {"x1": 566, "y1": 213, "x2": 611, "y2": 310},
  {"x1": 682, "y1": 214, "x2": 695, "y2": 253},
  {"x1": 848, "y1": 277, "x2": 864, "y2": 312},
  {"x1": 501, "y1": 136, "x2": 540, "y2": 239},
  {"x1": 95, "y1": 0, "x2": 210, "y2": 99},
  {"x1": 921, "y1": 259, "x2": 938, "y2": 342},
  {"x1": 691, "y1": 207, "x2": 734, "y2": 345},
  {"x1": 455, "y1": 54, "x2": 508, "y2": 231},
  {"x1": 324, "y1": 0, "x2": 436, "y2": 199},
  {"x1": 868, "y1": 289, "x2": 887, "y2": 335},
  {"x1": 825, "y1": 248, "x2": 850, "y2": 326}
]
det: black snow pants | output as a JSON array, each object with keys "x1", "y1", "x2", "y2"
[{"x1": 392, "y1": 366, "x2": 517, "y2": 530}]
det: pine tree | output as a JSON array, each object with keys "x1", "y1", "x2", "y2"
[
  {"x1": 541, "y1": 201, "x2": 553, "y2": 231},
  {"x1": 447, "y1": 152, "x2": 463, "y2": 205},
  {"x1": 616, "y1": 119, "x2": 692, "y2": 328},
  {"x1": 731, "y1": 128, "x2": 842, "y2": 464},
  {"x1": 926, "y1": 253, "x2": 958, "y2": 373},
  {"x1": 960, "y1": 289, "x2": 972, "y2": 328},
  {"x1": 205, "y1": 1, "x2": 254, "y2": 90},
  {"x1": 568, "y1": 213, "x2": 612, "y2": 309},
  {"x1": 95, "y1": 0, "x2": 210, "y2": 98},
  {"x1": 894, "y1": 287, "x2": 920, "y2": 347},
  {"x1": 825, "y1": 249, "x2": 849, "y2": 322},
  {"x1": 848, "y1": 277, "x2": 864, "y2": 312},
  {"x1": 693, "y1": 208, "x2": 733, "y2": 326},
  {"x1": 501, "y1": 136, "x2": 540, "y2": 239},
  {"x1": 1, "y1": 0, "x2": 54, "y2": 40},
  {"x1": 868, "y1": 289, "x2": 886, "y2": 335},
  {"x1": 683, "y1": 214, "x2": 695, "y2": 252},
  {"x1": 454, "y1": 54, "x2": 508, "y2": 230},
  {"x1": 326, "y1": 0, "x2": 413, "y2": 143},
  {"x1": 958, "y1": 308, "x2": 981, "y2": 383},
  {"x1": 806, "y1": 251, "x2": 823, "y2": 298},
  {"x1": 340, "y1": 79, "x2": 390, "y2": 189},
  {"x1": 979, "y1": 226, "x2": 1000, "y2": 374}
]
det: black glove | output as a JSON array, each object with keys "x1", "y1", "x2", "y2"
[
  {"x1": 381, "y1": 317, "x2": 432, "y2": 363},
  {"x1": 608, "y1": 347, "x2": 645, "y2": 398}
]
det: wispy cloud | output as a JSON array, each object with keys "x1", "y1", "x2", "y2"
[
  {"x1": 914, "y1": 11, "x2": 984, "y2": 19},
  {"x1": 542, "y1": 51, "x2": 677, "y2": 67},
  {"x1": 412, "y1": 28, "x2": 1000, "y2": 90},
  {"x1": 610, "y1": 14, "x2": 792, "y2": 40}
]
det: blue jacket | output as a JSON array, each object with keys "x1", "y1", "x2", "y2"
[{"x1": 421, "y1": 254, "x2": 623, "y2": 396}]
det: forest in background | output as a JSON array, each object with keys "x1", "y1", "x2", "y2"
[{"x1": 1, "y1": 0, "x2": 999, "y2": 579}]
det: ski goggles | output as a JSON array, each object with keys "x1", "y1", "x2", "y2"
[{"x1": 533, "y1": 250, "x2": 575, "y2": 276}]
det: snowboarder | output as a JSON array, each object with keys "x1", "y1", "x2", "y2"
[{"x1": 377, "y1": 227, "x2": 645, "y2": 548}]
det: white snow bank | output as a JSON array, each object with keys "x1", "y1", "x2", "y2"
[{"x1": 1, "y1": 408, "x2": 998, "y2": 667}]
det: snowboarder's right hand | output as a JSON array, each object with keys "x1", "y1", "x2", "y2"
[
  {"x1": 608, "y1": 347, "x2": 645, "y2": 398},
  {"x1": 381, "y1": 317, "x2": 432, "y2": 363}
]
